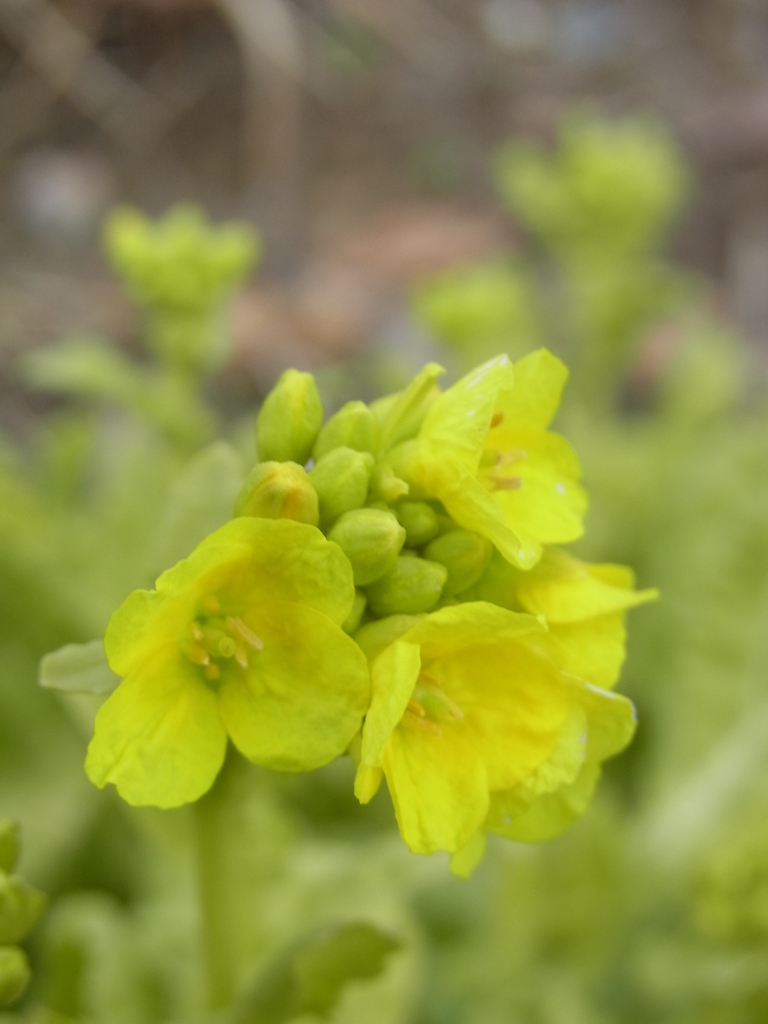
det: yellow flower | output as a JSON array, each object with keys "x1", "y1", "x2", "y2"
[
  {"x1": 448, "y1": 547, "x2": 656, "y2": 874},
  {"x1": 400, "y1": 350, "x2": 587, "y2": 569},
  {"x1": 353, "y1": 602, "x2": 635, "y2": 858},
  {"x1": 86, "y1": 519, "x2": 370, "y2": 808}
]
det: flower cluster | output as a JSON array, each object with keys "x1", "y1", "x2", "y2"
[{"x1": 86, "y1": 353, "x2": 656, "y2": 873}]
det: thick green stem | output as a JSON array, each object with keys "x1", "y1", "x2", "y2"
[{"x1": 194, "y1": 749, "x2": 237, "y2": 1012}]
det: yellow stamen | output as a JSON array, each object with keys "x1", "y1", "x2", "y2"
[
  {"x1": 490, "y1": 411, "x2": 504, "y2": 428},
  {"x1": 495, "y1": 449, "x2": 526, "y2": 467},
  {"x1": 402, "y1": 710, "x2": 442, "y2": 736},
  {"x1": 235, "y1": 645, "x2": 249, "y2": 670},
  {"x1": 227, "y1": 616, "x2": 263, "y2": 651},
  {"x1": 190, "y1": 622, "x2": 204, "y2": 642},
  {"x1": 205, "y1": 663, "x2": 221, "y2": 681},
  {"x1": 187, "y1": 643, "x2": 210, "y2": 666},
  {"x1": 201, "y1": 595, "x2": 221, "y2": 615},
  {"x1": 407, "y1": 699, "x2": 426, "y2": 718},
  {"x1": 487, "y1": 474, "x2": 522, "y2": 492}
]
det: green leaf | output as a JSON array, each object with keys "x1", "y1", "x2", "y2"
[
  {"x1": 233, "y1": 921, "x2": 401, "y2": 1024},
  {"x1": 39, "y1": 641, "x2": 119, "y2": 695},
  {"x1": 150, "y1": 441, "x2": 243, "y2": 571}
]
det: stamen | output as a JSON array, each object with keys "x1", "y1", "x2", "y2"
[
  {"x1": 490, "y1": 411, "x2": 504, "y2": 428},
  {"x1": 227, "y1": 616, "x2": 263, "y2": 651},
  {"x1": 407, "y1": 699, "x2": 426, "y2": 718},
  {"x1": 205, "y1": 663, "x2": 221, "y2": 681},
  {"x1": 187, "y1": 643, "x2": 210, "y2": 666},
  {"x1": 235, "y1": 645, "x2": 249, "y2": 670},
  {"x1": 190, "y1": 622, "x2": 204, "y2": 642},
  {"x1": 201, "y1": 595, "x2": 221, "y2": 615},
  {"x1": 403, "y1": 711, "x2": 442, "y2": 737},
  {"x1": 487, "y1": 474, "x2": 522, "y2": 492},
  {"x1": 495, "y1": 449, "x2": 526, "y2": 467}
]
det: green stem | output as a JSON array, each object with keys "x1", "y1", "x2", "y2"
[{"x1": 194, "y1": 748, "x2": 237, "y2": 1012}]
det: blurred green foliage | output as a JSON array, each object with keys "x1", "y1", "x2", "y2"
[{"x1": 2, "y1": 113, "x2": 768, "y2": 1024}]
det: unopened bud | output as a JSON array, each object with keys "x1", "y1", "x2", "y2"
[
  {"x1": 309, "y1": 447, "x2": 375, "y2": 527},
  {"x1": 0, "y1": 823, "x2": 18, "y2": 875},
  {"x1": 0, "y1": 875, "x2": 47, "y2": 945},
  {"x1": 396, "y1": 501, "x2": 440, "y2": 547},
  {"x1": 313, "y1": 401, "x2": 379, "y2": 461},
  {"x1": 234, "y1": 462, "x2": 318, "y2": 525},
  {"x1": 0, "y1": 947, "x2": 30, "y2": 1007},
  {"x1": 342, "y1": 591, "x2": 367, "y2": 635},
  {"x1": 364, "y1": 555, "x2": 447, "y2": 617},
  {"x1": 423, "y1": 529, "x2": 493, "y2": 597},
  {"x1": 370, "y1": 463, "x2": 409, "y2": 503},
  {"x1": 329, "y1": 509, "x2": 406, "y2": 586},
  {"x1": 256, "y1": 370, "x2": 323, "y2": 464}
]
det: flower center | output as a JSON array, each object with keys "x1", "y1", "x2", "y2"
[
  {"x1": 402, "y1": 671, "x2": 464, "y2": 737},
  {"x1": 183, "y1": 594, "x2": 263, "y2": 683},
  {"x1": 480, "y1": 448, "x2": 526, "y2": 493}
]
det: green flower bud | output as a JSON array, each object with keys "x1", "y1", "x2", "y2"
[
  {"x1": 423, "y1": 529, "x2": 493, "y2": 597},
  {"x1": 256, "y1": 370, "x2": 323, "y2": 464},
  {"x1": 396, "y1": 501, "x2": 440, "y2": 547},
  {"x1": 0, "y1": 874, "x2": 47, "y2": 946},
  {"x1": 354, "y1": 614, "x2": 421, "y2": 662},
  {"x1": 313, "y1": 401, "x2": 379, "y2": 461},
  {"x1": 342, "y1": 591, "x2": 367, "y2": 635},
  {"x1": 328, "y1": 509, "x2": 406, "y2": 586},
  {"x1": 309, "y1": 448, "x2": 375, "y2": 527},
  {"x1": 0, "y1": 947, "x2": 30, "y2": 1007},
  {"x1": 0, "y1": 823, "x2": 18, "y2": 875},
  {"x1": 364, "y1": 555, "x2": 447, "y2": 617},
  {"x1": 370, "y1": 463, "x2": 409, "y2": 503},
  {"x1": 234, "y1": 462, "x2": 319, "y2": 525}
]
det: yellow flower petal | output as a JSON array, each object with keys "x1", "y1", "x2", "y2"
[
  {"x1": 433, "y1": 641, "x2": 570, "y2": 791},
  {"x1": 570, "y1": 680, "x2": 637, "y2": 762},
  {"x1": 496, "y1": 349, "x2": 568, "y2": 429},
  {"x1": 487, "y1": 427, "x2": 587, "y2": 549},
  {"x1": 543, "y1": 612, "x2": 628, "y2": 689},
  {"x1": 517, "y1": 548, "x2": 658, "y2": 622},
  {"x1": 487, "y1": 761, "x2": 601, "y2": 843},
  {"x1": 404, "y1": 600, "x2": 544, "y2": 660},
  {"x1": 360, "y1": 641, "x2": 421, "y2": 768},
  {"x1": 383, "y1": 725, "x2": 489, "y2": 855},
  {"x1": 354, "y1": 764, "x2": 384, "y2": 804},
  {"x1": 418, "y1": 356, "x2": 514, "y2": 469},
  {"x1": 158, "y1": 518, "x2": 356, "y2": 626},
  {"x1": 85, "y1": 651, "x2": 227, "y2": 808},
  {"x1": 449, "y1": 830, "x2": 488, "y2": 878},
  {"x1": 218, "y1": 600, "x2": 370, "y2": 772}
]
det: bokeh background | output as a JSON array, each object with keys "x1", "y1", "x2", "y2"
[{"x1": 3, "y1": 2, "x2": 768, "y2": 1023}]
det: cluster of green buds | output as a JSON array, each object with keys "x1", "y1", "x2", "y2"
[
  {"x1": 104, "y1": 205, "x2": 260, "y2": 372},
  {"x1": 0, "y1": 820, "x2": 46, "y2": 1007},
  {"x1": 84, "y1": 351, "x2": 656, "y2": 874}
]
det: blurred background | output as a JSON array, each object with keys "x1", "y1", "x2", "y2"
[{"x1": 3, "y1": 2, "x2": 768, "y2": 1023}]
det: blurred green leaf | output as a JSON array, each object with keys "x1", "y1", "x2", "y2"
[
  {"x1": 20, "y1": 336, "x2": 216, "y2": 449},
  {"x1": 150, "y1": 441, "x2": 243, "y2": 571},
  {"x1": 39, "y1": 641, "x2": 118, "y2": 695},
  {"x1": 233, "y1": 922, "x2": 401, "y2": 1024}
]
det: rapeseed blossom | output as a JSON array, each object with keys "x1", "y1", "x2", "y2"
[
  {"x1": 86, "y1": 518, "x2": 369, "y2": 807},
  {"x1": 390, "y1": 350, "x2": 587, "y2": 569},
  {"x1": 79, "y1": 348, "x2": 655, "y2": 872},
  {"x1": 352, "y1": 603, "x2": 636, "y2": 865}
]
